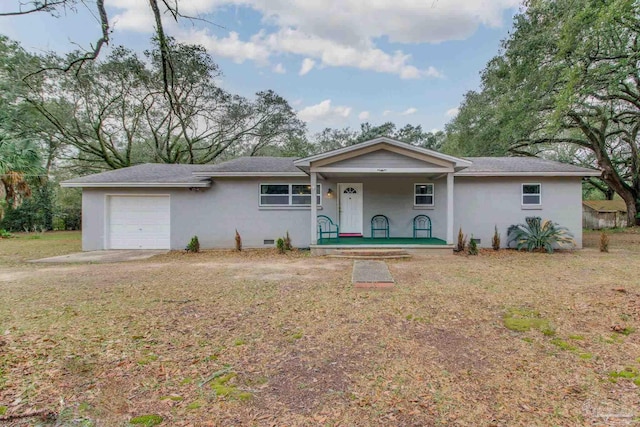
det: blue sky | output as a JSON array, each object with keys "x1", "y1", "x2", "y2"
[{"x1": 0, "y1": 0, "x2": 521, "y2": 134}]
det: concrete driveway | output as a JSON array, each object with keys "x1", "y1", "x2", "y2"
[{"x1": 30, "y1": 250, "x2": 168, "y2": 264}]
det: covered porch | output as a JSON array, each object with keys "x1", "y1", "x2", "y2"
[
  {"x1": 316, "y1": 236, "x2": 448, "y2": 245},
  {"x1": 293, "y1": 137, "x2": 471, "y2": 254}
]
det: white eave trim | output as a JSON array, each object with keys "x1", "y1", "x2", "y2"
[
  {"x1": 294, "y1": 137, "x2": 472, "y2": 167},
  {"x1": 454, "y1": 171, "x2": 602, "y2": 177},
  {"x1": 60, "y1": 182, "x2": 211, "y2": 188},
  {"x1": 310, "y1": 167, "x2": 454, "y2": 174},
  {"x1": 192, "y1": 171, "x2": 307, "y2": 177}
]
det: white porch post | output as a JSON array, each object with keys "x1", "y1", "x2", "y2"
[
  {"x1": 446, "y1": 172, "x2": 454, "y2": 244},
  {"x1": 310, "y1": 172, "x2": 317, "y2": 245}
]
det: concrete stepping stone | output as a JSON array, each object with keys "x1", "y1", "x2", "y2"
[{"x1": 352, "y1": 260, "x2": 394, "y2": 289}]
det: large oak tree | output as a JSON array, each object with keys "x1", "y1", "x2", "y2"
[{"x1": 444, "y1": 0, "x2": 640, "y2": 225}]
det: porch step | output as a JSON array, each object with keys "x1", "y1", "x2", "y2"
[{"x1": 327, "y1": 249, "x2": 411, "y2": 259}]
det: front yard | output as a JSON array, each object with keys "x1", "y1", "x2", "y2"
[{"x1": 0, "y1": 230, "x2": 639, "y2": 426}]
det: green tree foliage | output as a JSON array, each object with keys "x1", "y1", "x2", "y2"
[
  {"x1": 313, "y1": 122, "x2": 445, "y2": 153},
  {"x1": 0, "y1": 36, "x2": 46, "y2": 215},
  {"x1": 0, "y1": 139, "x2": 43, "y2": 211},
  {"x1": 22, "y1": 39, "x2": 305, "y2": 171},
  {"x1": 0, "y1": 181, "x2": 54, "y2": 231},
  {"x1": 443, "y1": 0, "x2": 640, "y2": 224}
]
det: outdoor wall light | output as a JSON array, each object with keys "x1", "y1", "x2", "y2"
[{"x1": 326, "y1": 188, "x2": 334, "y2": 197}]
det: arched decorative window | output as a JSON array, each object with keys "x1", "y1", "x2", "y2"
[{"x1": 343, "y1": 187, "x2": 357, "y2": 194}]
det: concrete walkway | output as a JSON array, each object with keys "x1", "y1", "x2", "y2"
[
  {"x1": 30, "y1": 250, "x2": 167, "y2": 264},
  {"x1": 352, "y1": 260, "x2": 395, "y2": 289}
]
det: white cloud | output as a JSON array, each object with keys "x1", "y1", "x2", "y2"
[
  {"x1": 383, "y1": 107, "x2": 417, "y2": 116},
  {"x1": 180, "y1": 29, "x2": 271, "y2": 65},
  {"x1": 297, "y1": 99, "x2": 352, "y2": 123},
  {"x1": 110, "y1": 2, "x2": 156, "y2": 32},
  {"x1": 110, "y1": 0, "x2": 519, "y2": 77},
  {"x1": 262, "y1": 28, "x2": 441, "y2": 79},
  {"x1": 401, "y1": 107, "x2": 418, "y2": 115},
  {"x1": 216, "y1": 0, "x2": 520, "y2": 45},
  {"x1": 446, "y1": 107, "x2": 460, "y2": 117},
  {"x1": 358, "y1": 111, "x2": 370, "y2": 120},
  {"x1": 299, "y1": 58, "x2": 315, "y2": 76},
  {"x1": 272, "y1": 63, "x2": 286, "y2": 74}
]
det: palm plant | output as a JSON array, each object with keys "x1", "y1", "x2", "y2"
[
  {"x1": 0, "y1": 136, "x2": 43, "y2": 215},
  {"x1": 507, "y1": 217, "x2": 575, "y2": 253}
]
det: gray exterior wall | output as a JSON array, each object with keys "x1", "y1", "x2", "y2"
[
  {"x1": 80, "y1": 175, "x2": 584, "y2": 250},
  {"x1": 453, "y1": 176, "x2": 583, "y2": 248},
  {"x1": 323, "y1": 176, "x2": 447, "y2": 238},
  {"x1": 328, "y1": 150, "x2": 441, "y2": 168},
  {"x1": 81, "y1": 178, "x2": 329, "y2": 250}
]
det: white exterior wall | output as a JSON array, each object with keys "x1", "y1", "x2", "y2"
[
  {"x1": 80, "y1": 175, "x2": 584, "y2": 250},
  {"x1": 454, "y1": 176, "x2": 584, "y2": 248},
  {"x1": 81, "y1": 177, "x2": 328, "y2": 250}
]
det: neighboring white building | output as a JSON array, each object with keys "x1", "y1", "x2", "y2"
[{"x1": 62, "y1": 137, "x2": 601, "y2": 253}]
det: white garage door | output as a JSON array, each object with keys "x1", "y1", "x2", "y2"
[{"x1": 108, "y1": 196, "x2": 170, "y2": 249}]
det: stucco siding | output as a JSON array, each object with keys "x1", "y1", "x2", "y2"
[
  {"x1": 454, "y1": 176, "x2": 583, "y2": 248},
  {"x1": 80, "y1": 175, "x2": 584, "y2": 250},
  {"x1": 82, "y1": 190, "x2": 106, "y2": 251},
  {"x1": 81, "y1": 179, "x2": 326, "y2": 250},
  {"x1": 356, "y1": 176, "x2": 446, "y2": 238}
]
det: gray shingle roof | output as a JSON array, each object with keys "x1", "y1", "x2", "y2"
[
  {"x1": 459, "y1": 157, "x2": 599, "y2": 174},
  {"x1": 62, "y1": 155, "x2": 600, "y2": 186},
  {"x1": 62, "y1": 164, "x2": 212, "y2": 184},
  {"x1": 194, "y1": 156, "x2": 301, "y2": 173}
]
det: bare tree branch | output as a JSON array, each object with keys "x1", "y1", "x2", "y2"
[{"x1": 0, "y1": 0, "x2": 69, "y2": 16}]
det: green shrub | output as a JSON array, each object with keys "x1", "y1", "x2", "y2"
[
  {"x1": 455, "y1": 228, "x2": 467, "y2": 253},
  {"x1": 0, "y1": 182, "x2": 54, "y2": 231},
  {"x1": 55, "y1": 187, "x2": 82, "y2": 230},
  {"x1": 276, "y1": 237, "x2": 285, "y2": 254},
  {"x1": 492, "y1": 225, "x2": 500, "y2": 250},
  {"x1": 507, "y1": 217, "x2": 575, "y2": 253},
  {"x1": 0, "y1": 229, "x2": 12, "y2": 238},
  {"x1": 284, "y1": 231, "x2": 292, "y2": 250},
  {"x1": 186, "y1": 236, "x2": 200, "y2": 253},
  {"x1": 235, "y1": 229, "x2": 242, "y2": 251},
  {"x1": 468, "y1": 236, "x2": 478, "y2": 255}
]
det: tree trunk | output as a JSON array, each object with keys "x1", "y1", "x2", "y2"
[
  {"x1": 592, "y1": 140, "x2": 639, "y2": 226},
  {"x1": 616, "y1": 189, "x2": 639, "y2": 226}
]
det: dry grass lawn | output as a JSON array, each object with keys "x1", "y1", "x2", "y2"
[{"x1": 0, "y1": 230, "x2": 639, "y2": 426}]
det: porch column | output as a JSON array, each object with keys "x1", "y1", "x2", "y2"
[
  {"x1": 446, "y1": 172, "x2": 454, "y2": 244},
  {"x1": 310, "y1": 171, "x2": 317, "y2": 245}
]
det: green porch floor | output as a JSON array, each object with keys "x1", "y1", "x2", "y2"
[{"x1": 316, "y1": 237, "x2": 448, "y2": 245}]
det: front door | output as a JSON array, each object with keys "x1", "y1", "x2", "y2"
[{"x1": 338, "y1": 183, "x2": 363, "y2": 235}]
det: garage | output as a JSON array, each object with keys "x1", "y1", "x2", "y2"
[{"x1": 107, "y1": 195, "x2": 170, "y2": 249}]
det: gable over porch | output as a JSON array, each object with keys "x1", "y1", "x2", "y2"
[{"x1": 294, "y1": 137, "x2": 472, "y2": 249}]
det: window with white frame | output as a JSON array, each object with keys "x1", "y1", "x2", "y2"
[
  {"x1": 522, "y1": 183, "x2": 541, "y2": 205},
  {"x1": 260, "y1": 184, "x2": 321, "y2": 206},
  {"x1": 414, "y1": 183, "x2": 434, "y2": 206}
]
